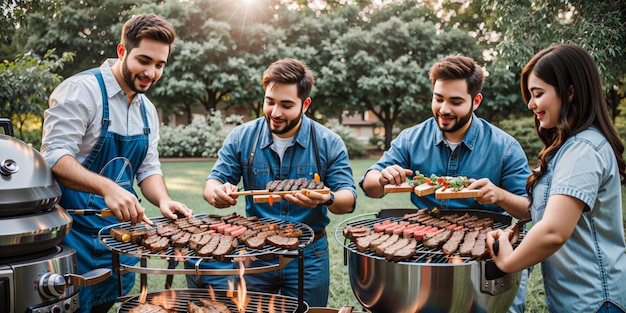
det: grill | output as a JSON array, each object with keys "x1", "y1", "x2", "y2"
[
  {"x1": 101, "y1": 214, "x2": 313, "y2": 313},
  {"x1": 335, "y1": 208, "x2": 520, "y2": 264},
  {"x1": 99, "y1": 214, "x2": 315, "y2": 261},
  {"x1": 334, "y1": 208, "x2": 525, "y2": 313},
  {"x1": 117, "y1": 288, "x2": 305, "y2": 313}
]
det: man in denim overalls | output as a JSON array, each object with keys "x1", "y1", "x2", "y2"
[{"x1": 41, "y1": 14, "x2": 192, "y2": 313}]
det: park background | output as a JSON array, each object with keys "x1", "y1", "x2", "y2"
[{"x1": 1, "y1": 0, "x2": 625, "y2": 312}]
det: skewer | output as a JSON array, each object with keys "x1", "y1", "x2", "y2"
[
  {"x1": 231, "y1": 188, "x2": 330, "y2": 197},
  {"x1": 251, "y1": 188, "x2": 331, "y2": 204}
]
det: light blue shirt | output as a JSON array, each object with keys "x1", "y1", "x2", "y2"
[
  {"x1": 360, "y1": 114, "x2": 530, "y2": 213},
  {"x1": 208, "y1": 115, "x2": 356, "y2": 233},
  {"x1": 531, "y1": 127, "x2": 626, "y2": 312}
]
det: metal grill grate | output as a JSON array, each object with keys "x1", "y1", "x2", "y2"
[
  {"x1": 117, "y1": 288, "x2": 305, "y2": 313},
  {"x1": 335, "y1": 208, "x2": 525, "y2": 264},
  {"x1": 99, "y1": 214, "x2": 314, "y2": 261}
]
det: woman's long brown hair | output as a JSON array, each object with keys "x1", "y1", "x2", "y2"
[{"x1": 520, "y1": 44, "x2": 626, "y2": 206}]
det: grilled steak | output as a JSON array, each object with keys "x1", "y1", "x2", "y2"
[
  {"x1": 188, "y1": 299, "x2": 231, "y2": 313},
  {"x1": 423, "y1": 229, "x2": 453, "y2": 249},
  {"x1": 343, "y1": 225, "x2": 371, "y2": 240},
  {"x1": 172, "y1": 232, "x2": 191, "y2": 248},
  {"x1": 374, "y1": 234, "x2": 400, "y2": 255},
  {"x1": 368, "y1": 233, "x2": 391, "y2": 251},
  {"x1": 148, "y1": 237, "x2": 170, "y2": 253},
  {"x1": 356, "y1": 232, "x2": 382, "y2": 252},
  {"x1": 458, "y1": 229, "x2": 480, "y2": 256},
  {"x1": 470, "y1": 228, "x2": 492, "y2": 259},
  {"x1": 383, "y1": 238, "x2": 411, "y2": 260},
  {"x1": 212, "y1": 235, "x2": 237, "y2": 261},
  {"x1": 197, "y1": 235, "x2": 221, "y2": 257},
  {"x1": 189, "y1": 233, "x2": 212, "y2": 251},
  {"x1": 198, "y1": 299, "x2": 231, "y2": 313},
  {"x1": 110, "y1": 228, "x2": 131, "y2": 242},
  {"x1": 129, "y1": 303, "x2": 173, "y2": 313},
  {"x1": 392, "y1": 239, "x2": 417, "y2": 261},
  {"x1": 266, "y1": 235, "x2": 299, "y2": 250},
  {"x1": 441, "y1": 230, "x2": 465, "y2": 255}
]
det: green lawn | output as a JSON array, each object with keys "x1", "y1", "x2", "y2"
[{"x1": 111, "y1": 158, "x2": 626, "y2": 312}]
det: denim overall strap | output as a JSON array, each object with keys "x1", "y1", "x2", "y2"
[{"x1": 58, "y1": 69, "x2": 150, "y2": 233}]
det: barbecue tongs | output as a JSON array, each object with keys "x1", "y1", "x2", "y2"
[
  {"x1": 492, "y1": 218, "x2": 531, "y2": 256},
  {"x1": 65, "y1": 209, "x2": 114, "y2": 217}
]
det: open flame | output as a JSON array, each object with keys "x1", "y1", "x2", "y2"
[
  {"x1": 150, "y1": 289, "x2": 175, "y2": 309},
  {"x1": 138, "y1": 285, "x2": 148, "y2": 304},
  {"x1": 447, "y1": 255, "x2": 464, "y2": 264},
  {"x1": 227, "y1": 260, "x2": 251, "y2": 312}
]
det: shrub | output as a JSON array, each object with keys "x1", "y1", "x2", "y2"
[
  {"x1": 159, "y1": 111, "x2": 228, "y2": 158},
  {"x1": 498, "y1": 116, "x2": 542, "y2": 162},
  {"x1": 326, "y1": 119, "x2": 367, "y2": 159}
]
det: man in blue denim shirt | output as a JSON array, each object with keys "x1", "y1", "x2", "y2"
[
  {"x1": 193, "y1": 58, "x2": 356, "y2": 307},
  {"x1": 360, "y1": 55, "x2": 531, "y2": 313}
]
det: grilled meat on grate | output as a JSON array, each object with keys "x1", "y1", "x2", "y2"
[
  {"x1": 102, "y1": 213, "x2": 313, "y2": 260},
  {"x1": 343, "y1": 208, "x2": 515, "y2": 262},
  {"x1": 128, "y1": 304, "x2": 174, "y2": 313}
]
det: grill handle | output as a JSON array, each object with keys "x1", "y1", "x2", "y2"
[
  {"x1": 66, "y1": 268, "x2": 111, "y2": 287},
  {"x1": 0, "y1": 118, "x2": 13, "y2": 137}
]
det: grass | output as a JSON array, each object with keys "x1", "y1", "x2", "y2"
[{"x1": 110, "y1": 158, "x2": 626, "y2": 312}]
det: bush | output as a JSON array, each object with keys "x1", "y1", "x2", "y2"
[
  {"x1": 498, "y1": 116, "x2": 542, "y2": 162},
  {"x1": 159, "y1": 111, "x2": 228, "y2": 158},
  {"x1": 326, "y1": 119, "x2": 367, "y2": 159},
  {"x1": 369, "y1": 135, "x2": 385, "y2": 150}
]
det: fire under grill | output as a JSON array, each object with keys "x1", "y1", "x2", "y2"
[
  {"x1": 99, "y1": 214, "x2": 315, "y2": 261},
  {"x1": 335, "y1": 208, "x2": 525, "y2": 264},
  {"x1": 117, "y1": 288, "x2": 304, "y2": 313}
]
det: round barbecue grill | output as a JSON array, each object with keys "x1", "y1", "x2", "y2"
[
  {"x1": 99, "y1": 214, "x2": 315, "y2": 312},
  {"x1": 99, "y1": 215, "x2": 315, "y2": 261},
  {"x1": 117, "y1": 288, "x2": 306, "y2": 313},
  {"x1": 335, "y1": 208, "x2": 524, "y2": 313}
]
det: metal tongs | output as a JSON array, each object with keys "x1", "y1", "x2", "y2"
[
  {"x1": 65, "y1": 209, "x2": 114, "y2": 217},
  {"x1": 492, "y1": 218, "x2": 531, "y2": 256}
]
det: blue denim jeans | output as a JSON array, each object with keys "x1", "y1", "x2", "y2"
[{"x1": 242, "y1": 237, "x2": 330, "y2": 307}]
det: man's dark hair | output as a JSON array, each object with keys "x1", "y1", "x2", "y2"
[
  {"x1": 429, "y1": 55, "x2": 484, "y2": 99},
  {"x1": 121, "y1": 13, "x2": 176, "y2": 56},
  {"x1": 262, "y1": 58, "x2": 315, "y2": 102}
]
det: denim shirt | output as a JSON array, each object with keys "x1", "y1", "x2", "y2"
[
  {"x1": 209, "y1": 115, "x2": 356, "y2": 233},
  {"x1": 360, "y1": 114, "x2": 530, "y2": 213},
  {"x1": 530, "y1": 127, "x2": 626, "y2": 312}
]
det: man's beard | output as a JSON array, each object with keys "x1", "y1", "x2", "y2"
[
  {"x1": 437, "y1": 105, "x2": 473, "y2": 133},
  {"x1": 265, "y1": 108, "x2": 303, "y2": 135},
  {"x1": 122, "y1": 58, "x2": 151, "y2": 94}
]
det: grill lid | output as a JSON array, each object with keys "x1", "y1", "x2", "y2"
[{"x1": 0, "y1": 119, "x2": 61, "y2": 216}]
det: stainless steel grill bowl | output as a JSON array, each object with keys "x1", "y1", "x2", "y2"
[{"x1": 336, "y1": 209, "x2": 522, "y2": 313}]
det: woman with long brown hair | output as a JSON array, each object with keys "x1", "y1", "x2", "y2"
[{"x1": 486, "y1": 44, "x2": 626, "y2": 312}]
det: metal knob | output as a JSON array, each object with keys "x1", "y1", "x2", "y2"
[
  {"x1": 0, "y1": 159, "x2": 19, "y2": 176},
  {"x1": 39, "y1": 273, "x2": 67, "y2": 299}
]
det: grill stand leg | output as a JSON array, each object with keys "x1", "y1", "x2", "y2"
[
  {"x1": 113, "y1": 251, "x2": 122, "y2": 297},
  {"x1": 140, "y1": 258, "x2": 147, "y2": 290},
  {"x1": 165, "y1": 259, "x2": 176, "y2": 289},
  {"x1": 297, "y1": 247, "x2": 305, "y2": 313}
]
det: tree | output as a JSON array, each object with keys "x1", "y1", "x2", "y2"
[
  {"x1": 314, "y1": 2, "x2": 482, "y2": 149},
  {"x1": 483, "y1": 0, "x2": 626, "y2": 119},
  {"x1": 0, "y1": 50, "x2": 72, "y2": 139},
  {"x1": 11, "y1": 0, "x2": 154, "y2": 80}
]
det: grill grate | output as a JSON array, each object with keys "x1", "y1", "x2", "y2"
[
  {"x1": 99, "y1": 214, "x2": 314, "y2": 261},
  {"x1": 117, "y1": 288, "x2": 305, "y2": 313},
  {"x1": 335, "y1": 209, "x2": 525, "y2": 264}
]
